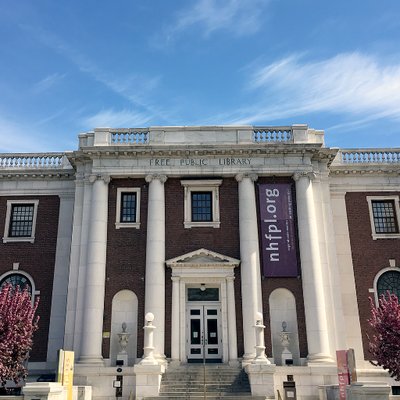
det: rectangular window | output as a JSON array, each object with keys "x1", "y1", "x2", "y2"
[
  {"x1": 367, "y1": 196, "x2": 400, "y2": 239},
  {"x1": 9, "y1": 204, "x2": 35, "y2": 237},
  {"x1": 3, "y1": 199, "x2": 39, "y2": 243},
  {"x1": 371, "y1": 200, "x2": 399, "y2": 234},
  {"x1": 191, "y1": 192, "x2": 212, "y2": 222},
  {"x1": 120, "y1": 192, "x2": 137, "y2": 223},
  {"x1": 181, "y1": 180, "x2": 222, "y2": 228},
  {"x1": 115, "y1": 188, "x2": 141, "y2": 229}
]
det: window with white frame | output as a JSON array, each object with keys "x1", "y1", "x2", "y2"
[
  {"x1": 181, "y1": 180, "x2": 222, "y2": 228},
  {"x1": 3, "y1": 200, "x2": 39, "y2": 243},
  {"x1": 367, "y1": 196, "x2": 400, "y2": 239},
  {"x1": 373, "y1": 268, "x2": 400, "y2": 304},
  {"x1": 115, "y1": 188, "x2": 141, "y2": 229}
]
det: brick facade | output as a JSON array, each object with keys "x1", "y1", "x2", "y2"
[
  {"x1": 0, "y1": 195, "x2": 60, "y2": 362},
  {"x1": 346, "y1": 191, "x2": 400, "y2": 360},
  {"x1": 103, "y1": 178, "x2": 148, "y2": 358}
]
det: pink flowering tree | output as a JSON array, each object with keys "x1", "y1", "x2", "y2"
[
  {"x1": 368, "y1": 292, "x2": 400, "y2": 380},
  {"x1": 0, "y1": 283, "x2": 39, "y2": 388}
]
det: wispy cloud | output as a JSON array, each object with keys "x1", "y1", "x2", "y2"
[
  {"x1": 20, "y1": 24, "x2": 169, "y2": 122},
  {"x1": 231, "y1": 52, "x2": 400, "y2": 124},
  {"x1": 0, "y1": 115, "x2": 55, "y2": 153},
  {"x1": 84, "y1": 109, "x2": 152, "y2": 128},
  {"x1": 32, "y1": 72, "x2": 66, "y2": 94},
  {"x1": 161, "y1": 0, "x2": 270, "y2": 43}
]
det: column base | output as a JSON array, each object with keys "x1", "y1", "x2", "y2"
[
  {"x1": 134, "y1": 364, "x2": 165, "y2": 400},
  {"x1": 307, "y1": 353, "x2": 335, "y2": 365},
  {"x1": 244, "y1": 363, "x2": 276, "y2": 399},
  {"x1": 77, "y1": 356, "x2": 104, "y2": 365}
]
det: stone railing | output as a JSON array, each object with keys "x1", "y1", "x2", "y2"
[
  {"x1": 334, "y1": 149, "x2": 400, "y2": 164},
  {"x1": 0, "y1": 153, "x2": 72, "y2": 169},
  {"x1": 111, "y1": 130, "x2": 149, "y2": 144},
  {"x1": 78, "y1": 125, "x2": 323, "y2": 147},
  {"x1": 253, "y1": 127, "x2": 293, "y2": 143}
]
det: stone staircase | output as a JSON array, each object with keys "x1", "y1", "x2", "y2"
[{"x1": 144, "y1": 363, "x2": 265, "y2": 399}]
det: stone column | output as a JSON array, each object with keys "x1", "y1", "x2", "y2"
[
  {"x1": 170, "y1": 277, "x2": 180, "y2": 361},
  {"x1": 226, "y1": 276, "x2": 238, "y2": 363},
  {"x1": 293, "y1": 171, "x2": 333, "y2": 363},
  {"x1": 79, "y1": 174, "x2": 110, "y2": 363},
  {"x1": 47, "y1": 192, "x2": 75, "y2": 363},
  {"x1": 144, "y1": 174, "x2": 167, "y2": 362},
  {"x1": 64, "y1": 173, "x2": 85, "y2": 351},
  {"x1": 236, "y1": 173, "x2": 263, "y2": 360}
]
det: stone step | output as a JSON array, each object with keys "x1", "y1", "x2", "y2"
[
  {"x1": 150, "y1": 364, "x2": 255, "y2": 399},
  {"x1": 145, "y1": 396, "x2": 265, "y2": 400}
]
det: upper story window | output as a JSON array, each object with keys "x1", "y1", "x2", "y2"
[
  {"x1": 191, "y1": 192, "x2": 212, "y2": 222},
  {"x1": 181, "y1": 180, "x2": 222, "y2": 228},
  {"x1": 367, "y1": 196, "x2": 400, "y2": 240},
  {"x1": 115, "y1": 188, "x2": 141, "y2": 229},
  {"x1": 3, "y1": 200, "x2": 39, "y2": 243}
]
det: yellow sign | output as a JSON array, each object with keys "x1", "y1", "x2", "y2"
[{"x1": 57, "y1": 350, "x2": 74, "y2": 400}]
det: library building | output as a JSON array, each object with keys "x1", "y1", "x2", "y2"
[{"x1": 0, "y1": 125, "x2": 399, "y2": 399}]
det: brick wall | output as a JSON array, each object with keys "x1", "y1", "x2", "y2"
[
  {"x1": 257, "y1": 177, "x2": 308, "y2": 358},
  {"x1": 0, "y1": 195, "x2": 60, "y2": 362},
  {"x1": 104, "y1": 176, "x2": 309, "y2": 361},
  {"x1": 164, "y1": 178, "x2": 243, "y2": 357},
  {"x1": 346, "y1": 191, "x2": 400, "y2": 360},
  {"x1": 104, "y1": 178, "x2": 148, "y2": 358}
]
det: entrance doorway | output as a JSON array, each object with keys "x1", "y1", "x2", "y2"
[{"x1": 187, "y1": 305, "x2": 222, "y2": 361}]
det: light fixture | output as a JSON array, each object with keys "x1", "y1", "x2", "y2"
[
  {"x1": 200, "y1": 283, "x2": 206, "y2": 292},
  {"x1": 145, "y1": 312, "x2": 155, "y2": 323}
]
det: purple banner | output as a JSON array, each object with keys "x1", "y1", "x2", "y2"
[{"x1": 258, "y1": 183, "x2": 298, "y2": 277}]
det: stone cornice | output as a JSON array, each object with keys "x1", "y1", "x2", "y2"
[
  {"x1": 329, "y1": 165, "x2": 400, "y2": 176},
  {"x1": 0, "y1": 171, "x2": 75, "y2": 180},
  {"x1": 67, "y1": 143, "x2": 337, "y2": 166}
]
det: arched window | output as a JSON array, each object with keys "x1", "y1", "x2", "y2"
[
  {"x1": 0, "y1": 272, "x2": 34, "y2": 297},
  {"x1": 376, "y1": 270, "x2": 400, "y2": 299}
]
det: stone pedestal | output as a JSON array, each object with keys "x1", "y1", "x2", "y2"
[
  {"x1": 133, "y1": 364, "x2": 165, "y2": 400},
  {"x1": 244, "y1": 363, "x2": 276, "y2": 399},
  {"x1": 22, "y1": 383, "x2": 65, "y2": 400},
  {"x1": 346, "y1": 382, "x2": 390, "y2": 399}
]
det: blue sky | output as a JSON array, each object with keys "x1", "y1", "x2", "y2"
[{"x1": 1, "y1": 0, "x2": 400, "y2": 152}]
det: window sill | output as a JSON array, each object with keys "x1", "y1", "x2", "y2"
[
  {"x1": 3, "y1": 237, "x2": 35, "y2": 243},
  {"x1": 372, "y1": 233, "x2": 400, "y2": 240},
  {"x1": 115, "y1": 222, "x2": 140, "y2": 230},
  {"x1": 184, "y1": 221, "x2": 220, "y2": 229}
]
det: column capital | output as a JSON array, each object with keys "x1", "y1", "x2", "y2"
[
  {"x1": 88, "y1": 174, "x2": 111, "y2": 184},
  {"x1": 145, "y1": 174, "x2": 168, "y2": 184},
  {"x1": 235, "y1": 173, "x2": 258, "y2": 183},
  {"x1": 171, "y1": 276, "x2": 180, "y2": 283},
  {"x1": 226, "y1": 276, "x2": 235, "y2": 282},
  {"x1": 292, "y1": 171, "x2": 316, "y2": 182}
]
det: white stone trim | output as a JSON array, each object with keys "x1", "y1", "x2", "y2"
[
  {"x1": 366, "y1": 195, "x2": 400, "y2": 240},
  {"x1": 3, "y1": 199, "x2": 39, "y2": 243},
  {"x1": 371, "y1": 266, "x2": 400, "y2": 305},
  {"x1": 180, "y1": 179, "x2": 222, "y2": 228},
  {"x1": 166, "y1": 248, "x2": 239, "y2": 363},
  {"x1": 0, "y1": 269, "x2": 39, "y2": 300},
  {"x1": 115, "y1": 187, "x2": 141, "y2": 229}
]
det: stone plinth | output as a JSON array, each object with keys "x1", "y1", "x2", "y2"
[
  {"x1": 22, "y1": 383, "x2": 65, "y2": 400},
  {"x1": 133, "y1": 364, "x2": 165, "y2": 400},
  {"x1": 346, "y1": 382, "x2": 390, "y2": 399},
  {"x1": 244, "y1": 363, "x2": 276, "y2": 399}
]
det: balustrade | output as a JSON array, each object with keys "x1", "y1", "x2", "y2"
[
  {"x1": 339, "y1": 150, "x2": 400, "y2": 164},
  {"x1": 0, "y1": 154, "x2": 68, "y2": 169},
  {"x1": 253, "y1": 127, "x2": 293, "y2": 143},
  {"x1": 111, "y1": 130, "x2": 149, "y2": 144}
]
